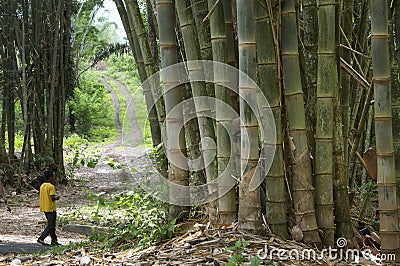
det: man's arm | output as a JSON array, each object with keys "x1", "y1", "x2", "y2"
[{"x1": 50, "y1": 195, "x2": 60, "y2": 201}]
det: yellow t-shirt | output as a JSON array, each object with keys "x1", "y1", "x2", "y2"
[{"x1": 40, "y1": 182, "x2": 56, "y2": 212}]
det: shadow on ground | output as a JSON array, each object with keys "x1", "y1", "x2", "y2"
[{"x1": 0, "y1": 242, "x2": 51, "y2": 254}]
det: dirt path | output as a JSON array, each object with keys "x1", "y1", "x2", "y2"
[
  {"x1": 0, "y1": 77, "x2": 149, "y2": 256},
  {"x1": 105, "y1": 76, "x2": 142, "y2": 147},
  {"x1": 103, "y1": 78, "x2": 123, "y2": 138}
]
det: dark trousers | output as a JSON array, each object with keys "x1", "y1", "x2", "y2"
[{"x1": 39, "y1": 211, "x2": 57, "y2": 242}]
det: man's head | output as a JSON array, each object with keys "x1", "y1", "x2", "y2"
[{"x1": 44, "y1": 170, "x2": 54, "y2": 182}]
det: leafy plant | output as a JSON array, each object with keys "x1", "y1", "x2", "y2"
[
  {"x1": 226, "y1": 239, "x2": 260, "y2": 266},
  {"x1": 62, "y1": 189, "x2": 176, "y2": 251}
]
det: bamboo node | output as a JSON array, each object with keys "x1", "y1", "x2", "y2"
[{"x1": 371, "y1": 34, "x2": 389, "y2": 40}]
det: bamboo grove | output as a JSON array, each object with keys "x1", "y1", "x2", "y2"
[
  {"x1": 0, "y1": 0, "x2": 73, "y2": 179},
  {"x1": 0, "y1": 0, "x2": 400, "y2": 259},
  {"x1": 115, "y1": 0, "x2": 400, "y2": 256}
]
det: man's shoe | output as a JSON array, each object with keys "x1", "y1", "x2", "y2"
[
  {"x1": 51, "y1": 241, "x2": 61, "y2": 246},
  {"x1": 37, "y1": 238, "x2": 48, "y2": 245}
]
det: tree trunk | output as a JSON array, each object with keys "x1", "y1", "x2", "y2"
[
  {"x1": 302, "y1": 0, "x2": 318, "y2": 160},
  {"x1": 255, "y1": 0, "x2": 288, "y2": 238},
  {"x1": 237, "y1": 0, "x2": 261, "y2": 232},
  {"x1": 206, "y1": 0, "x2": 236, "y2": 224},
  {"x1": 370, "y1": 0, "x2": 400, "y2": 258},
  {"x1": 175, "y1": 0, "x2": 219, "y2": 220},
  {"x1": 314, "y1": 0, "x2": 336, "y2": 246},
  {"x1": 281, "y1": 0, "x2": 321, "y2": 246},
  {"x1": 156, "y1": 0, "x2": 190, "y2": 218}
]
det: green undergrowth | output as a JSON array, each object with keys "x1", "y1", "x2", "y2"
[{"x1": 57, "y1": 189, "x2": 176, "y2": 253}]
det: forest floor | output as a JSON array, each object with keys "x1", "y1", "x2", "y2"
[{"x1": 0, "y1": 78, "x2": 380, "y2": 265}]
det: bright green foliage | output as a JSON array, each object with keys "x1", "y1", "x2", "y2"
[
  {"x1": 226, "y1": 239, "x2": 260, "y2": 266},
  {"x1": 107, "y1": 54, "x2": 139, "y2": 78},
  {"x1": 62, "y1": 189, "x2": 176, "y2": 250},
  {"x1": 68, "y1": 72, "x2": 117, "y2": 141}
]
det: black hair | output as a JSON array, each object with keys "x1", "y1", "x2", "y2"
[{"x1": 44, "y1": 170, "x2": 54, "y2": 181}]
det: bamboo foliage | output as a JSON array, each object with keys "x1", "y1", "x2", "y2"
[
  {"x1": 370, "y1": 0, "x2": 400, "y2": 256},
  {"x1": 0, "y1": 0, "x2": 73, "y2": 178}
]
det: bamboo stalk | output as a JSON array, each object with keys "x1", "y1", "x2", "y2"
[
  {"x1": 281, "y1": 0, "x2": 321, "y2": 246},
  {"x1": 370, "y1": 0, "x2": 400, "y2": 258},
  {"x1": 175, "y1": 0, "x2": 219, "y2": 221},
  {"x1": 156, "y1": 0, "x2": 190, "y2": 218},
  {"x1": 255, "y1": 0, "x2": 288, "y2": 238},
  {"x1": 237, "y1": 0, "x2": 262, "y2": 232},
  {"x1": 206, "y1": 0, "x2": 237, "y2": 224}
]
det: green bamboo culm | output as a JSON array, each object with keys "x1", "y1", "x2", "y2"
[
  {"x1": 156, "y1": 0, "x2": 190, "y2": 218},
  {"x1": 223, "y1": 0, "x2": 238, "y2": 111},
  {"x1": 206, "y1": 0, "x2": 237, "y2": 224},
  {"x1": 370, "y1": 0, "x2": 400, "y2": 258},
  {"x1": 175, "y1": 0, "x2": 217, "y2": 213},
  {"x1": 255, "y1": 0, "x2": 288, "y2": 238},
  {"x1": 237, "y1": 0, "x2": 262, "y2": 232},
  {"x1": 281, "y1": 0, "x2": 321, "y2": 246},
  {"x1": 190, "y1": 0, "x2": 214, "y2": 98},
  {"x1": 314, "y1": 0, "x2": 336, "y2": 246}
]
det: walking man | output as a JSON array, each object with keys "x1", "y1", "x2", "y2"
[{"x1": 37, "y1": 170, "x2": 61, "y2": 246}]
